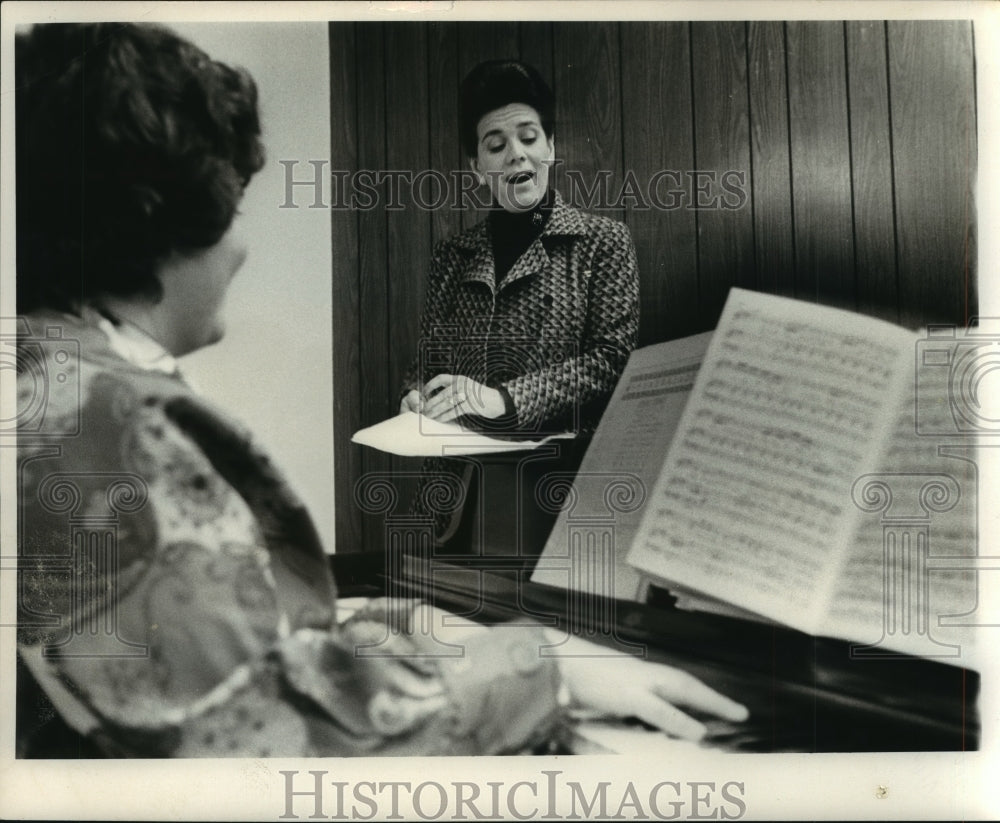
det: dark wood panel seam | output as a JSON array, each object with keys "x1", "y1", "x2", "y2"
[
  {"x1": 353, "y1": 20, "x2": 364, "y2": 400},
  {"x1": 380, "y1": 26, "x2": 392, "y2": 416},
  {"x1": 882, "y1": 20, "x2": 902, "y2": 322},
  {"x1": 968, "y1": 19, "x2": 977, "y2": 326},
  {"x1": 781, "y1": 22, "x2": 798, "y2": 299},
  {"x1": 331, "y1": 20, "x2": 363, "y2": 553},
  {"x1": 842, "y1": 21, "x2": 859, "y2": 312},
  {"x1": 688, "y1": 21, "x2": 701, "y2": 307},
  {"x1": 350, "y1": 21, "x2": 364, "y2": 552},
  {"x1": 424, "y1": 22, "x2": 434, "y2": 262},
  {"x1": 616, "y1": 22, "x2": 629, "y2": 232},
  {"x1": 743, "y1": 20, "x2": 759, "y2": 292}
]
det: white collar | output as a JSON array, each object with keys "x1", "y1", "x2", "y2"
[{"x1": 82, "y1": 305, "x2": 181, "y2": 377}]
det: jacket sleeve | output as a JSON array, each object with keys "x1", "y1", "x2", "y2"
[
  {"x1": 399, "y1": 240, "x2": 458, "y2": 398},
  {"x1": 501, "y1": 220, "x2": 640, "y2": 430},
  {"x1": 17, "y1": 368, "x2": 562, "y2": 757}
]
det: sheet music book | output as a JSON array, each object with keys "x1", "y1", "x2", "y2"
[{"x1": 532, "y1": 288, "x2": 980, "y2": 664}]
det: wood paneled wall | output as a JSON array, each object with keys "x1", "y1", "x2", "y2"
[{"x1": 328, "y1": 20, "x2": 977, "y2": 554}]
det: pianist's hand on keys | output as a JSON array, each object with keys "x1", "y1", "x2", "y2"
[
  {"x1": 544, "y1": 629, "x2": 749, "y2": 741},
  {"x1": 410, "y1": 605, "x2": 749, "y2": 742},
  {"x1": 546, "y1": 630, "x2": 749, "y2": 740}
]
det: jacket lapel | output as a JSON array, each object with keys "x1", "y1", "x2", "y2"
[
  {"x1": 457, "y1": 223, "x2": 496, "y2": 292},
  {"x1": 499, "y1": 192, "x2": 589, "y2": 289},
  {"x1": 456, "y1": 191, "x2": 590, "y2": 293},
  {"x1": 500, "y1": 239, "x2": 550, "y2": 289},
  {"x1": 461, "y1": 245, "x2": 496, "y2": 291},
  {"x1": 541, "y1": 191, "x2": 590, "y2": 238}
]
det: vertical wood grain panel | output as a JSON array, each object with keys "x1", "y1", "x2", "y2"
[
  {"x1": 621, "y1": 22, "x2": 700, "y2": 344},
  {"x1": 691, "y1": 21, "x2": 755, "y2": 328},
  {"x1": 786, "y1": 21, "x2": 855, "y2": 307},
  {"x1": 385, "y1": 23, "x2": 433, "y2": 520},
  {"x1": 846, "y1": 21, "x2": 899, "y2": 324},
  {"x1": 428, "y1": 22, "x2": 464, "y2": 247},
  {"x1": 355, "y1": 23, "x2": 391, "y2": 553},
  {"x1": 888, "y1": 20, "x2": 976, "y2": 328},
  {"x1": 458, "y1": 21, "x2": 520, "y2": 71},
  {"x1": 748, "y1": 21, "x2": 795, "y2": 298},
  {"x1": 329, "y1": 23, "x2": 361, "y2": 553},
  {"x1": 519, "y1": 22, "x2": 554, "y2": 88},
  {"x1": 553, "y1": 23, "x2": 624, "y2": 222},
  {"x1": 385, "y1": 22, "x2": 432, "y2": 397}
]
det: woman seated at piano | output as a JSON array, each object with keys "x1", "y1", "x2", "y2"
[
  {"x1": 15, "y1": 23, "x2": 746, "y2": 758},
  {"x1": 400, "y1": 60, "x2": 640, "y2": 542}
]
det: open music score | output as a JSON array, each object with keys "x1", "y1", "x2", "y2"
[{"x1": 534, "y1": 288, "x2": 980, "y2": 666}]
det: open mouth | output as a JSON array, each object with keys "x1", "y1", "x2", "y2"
[{"x1": 506, "y1": 171, "x2": 534, "y2": 185}]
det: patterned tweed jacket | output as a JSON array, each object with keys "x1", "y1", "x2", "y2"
[
  {"x1": 403, "y1": 190, "x2": 640, "y2": 435},
  {"x1": 16, "y1": 310, "x2": 560, "y2": 757},
  {"x1": 402, "y1": 192, "x2": 639, "y2": 536}
]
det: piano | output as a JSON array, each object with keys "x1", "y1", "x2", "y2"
[{"x1": 330, "y1": 549, "x2": 980, "y2": 753}]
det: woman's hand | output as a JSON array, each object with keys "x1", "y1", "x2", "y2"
[
  {"x1": 419, "y1": 374, "x2": 506, "y2": 422},
  {"x1": 399, "y1": 389, "x2": 423, "y2": 415},
  {"x1": 547, "y1": 630, "x2": 749, "y2": 741}
]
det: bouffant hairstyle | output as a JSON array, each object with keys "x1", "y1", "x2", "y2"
[
  {"x1": 459, "y1": 60, "x2": 554, "y2": 158},
  {"x1": 15, "y1": 23, "x2": 266, "y2": 313}
]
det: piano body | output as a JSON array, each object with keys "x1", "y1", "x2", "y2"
[{"x1": 330, "y1": 550, "x2": 980, "y2": 753}]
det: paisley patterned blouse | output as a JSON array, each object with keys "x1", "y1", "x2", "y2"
[{"x1": 16, "y1": 310, "x2": 561, "y2": 757}]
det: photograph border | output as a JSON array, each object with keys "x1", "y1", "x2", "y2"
[{"x1": 2, "y1": 1, "x2": 998, "y2": 820}]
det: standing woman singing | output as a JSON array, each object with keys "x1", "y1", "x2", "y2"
[{"x1": 401, "y1": 60, "x2": 640, "y2": 542}]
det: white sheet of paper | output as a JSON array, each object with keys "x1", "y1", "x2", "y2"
[{"x1": 351, "y1": 412, "x2": 573, "y2": 457}]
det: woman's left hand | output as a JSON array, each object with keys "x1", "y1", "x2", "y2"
[{"x1": 420, "y1": 374, "x2": 506, "y2": 422}]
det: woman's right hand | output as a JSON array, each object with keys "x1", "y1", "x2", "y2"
[
  {"x1": 399, "y1": 389, "x2": 422, "y2": 414},
  {"x1": 546, "y1": 630, "x2": 749, "y2": 741}
]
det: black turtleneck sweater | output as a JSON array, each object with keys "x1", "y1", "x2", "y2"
[{"x1": 488, "y1": 188, "x2": 555, "y2": 284}]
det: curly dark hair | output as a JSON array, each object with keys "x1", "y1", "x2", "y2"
[
  {"x1": 15, "y1": 23, "x2": 266, "y2": 313},
  {"x1": 459, "y1": 60, "x2": 555, "y2": 158}
]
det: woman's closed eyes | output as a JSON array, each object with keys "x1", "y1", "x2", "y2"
[{"x1": 485, "y1": 127, "x2": 540, "y2": 154}]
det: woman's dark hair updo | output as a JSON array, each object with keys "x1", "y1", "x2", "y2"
[
  {"x1": 15, "y1": 23, "x2": 266, "y2": 313},
  {"x1": 459, "y1": 60, "x2": 554, "y2": 158}
]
